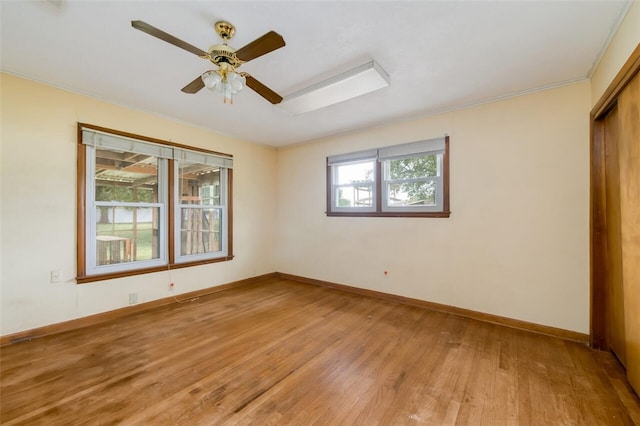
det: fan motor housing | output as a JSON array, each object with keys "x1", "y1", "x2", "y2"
[{"x1": 208, "y1": 44, "x2": 242, "y2": 68}]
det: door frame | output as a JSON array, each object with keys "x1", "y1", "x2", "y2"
[{"x1": 590, "y1": 43, "x2": 640, "y2": 350}]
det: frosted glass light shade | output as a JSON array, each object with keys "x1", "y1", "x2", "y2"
[{"x1": 202, "y1": 71, "x2": 222, "y2": 89}]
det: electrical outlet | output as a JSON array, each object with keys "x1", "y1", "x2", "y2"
[
  {"x1": 50, "y1": 270, "x2": 62, "y2": 283},
  {"x1": 128, "y1": 292, "x2": 138, "y2": 305}
]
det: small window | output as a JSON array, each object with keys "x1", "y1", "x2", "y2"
[{"x1": 327, "y1": 137, "x2": 449, "y2": 217}]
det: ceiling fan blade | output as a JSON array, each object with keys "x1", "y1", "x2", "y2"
[
  {"x1": 131, "y1": 20, "x2": 208, "y2": 57},
  {"x1": 235, "y1": 31, "x2": 285, "y2": 62},
  {"x1": 244, "y1": 74, "x2": 283, "y2": 104},
  {"x1": 181, "y1": 75, "x2": 205, "y2": 94}
]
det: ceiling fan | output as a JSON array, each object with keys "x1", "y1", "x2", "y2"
[{"x1": 131, "y1": 20, "x2": 285, "y2": 104}]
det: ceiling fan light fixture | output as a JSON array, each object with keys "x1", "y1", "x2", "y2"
[
  {"x1": 228, "y1": 72, "x2": 246, "y2": 91},
  {"x1": 202, "y1": 69, "x2": 246, "y2": 103},
  {"x1": 202, "y1": 70, "x2": 222, "y2": 89}
]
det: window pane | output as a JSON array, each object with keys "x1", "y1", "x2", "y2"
[
  {"x1": 95, "y1": 149, "x2": 159, "y2": 202},
  {"x1": 388, "y1": 154, "x2": 439, "y2": 179},
  {"x1": 179, "y1": 163, "x2": 221, "y2": 205},
  {"x1": 386, "y1": 181, "x2": 436, "y2": 207},
  {"x1": 335, "y1": 184, "x2": 374, "y2": 207},
  {"x1": 336, "y1": 161, "x2": 375, "y2": 185},
  {"x1": 180, "y1": 208, "x2": 221, "y2": 255},
  {"x1": 96, "y1": 206, "x2": 160, "y2": 265}
]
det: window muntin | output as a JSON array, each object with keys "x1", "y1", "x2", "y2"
[
  {"x1": 326, "y1": 136, "x2": 449, "y2": 217},
  {"x1": 78, "y1": 124, "x2": 233, "y2": 282}
]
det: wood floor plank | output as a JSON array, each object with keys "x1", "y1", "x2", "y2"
[
  {"x1": 229, "y1": 301, "x2": 401, "y2": 425},
  {"x1": 1, "y1": 278, "x2": 639, "y2": 425}
]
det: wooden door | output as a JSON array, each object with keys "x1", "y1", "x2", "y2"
[
  {"x1": 603, "y1": 105, "x2": 627, "y2": 366},
  {"x1": 617, "y1": 71, "x2": 640, "y2": 392},
  {"x1": 591, "y1": 44, "x2": 640, "y2": 397}
]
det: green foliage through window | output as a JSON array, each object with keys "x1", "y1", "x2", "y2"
[
  {"x1": 96, "y1": 184, "x2": 155, "y2": 203},
  {"x1": 388, "y1": 155, "x2": 437, "y2": 205}
]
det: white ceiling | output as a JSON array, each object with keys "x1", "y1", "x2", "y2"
[{"x1": 0, "y1": 1, "x2": 630, "y2": 147}]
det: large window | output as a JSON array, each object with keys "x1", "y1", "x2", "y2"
[
  {"x1": 77, "y1": 124, "x2": 233, "y2": 282},
  {"x1": 327, "y1": 136, "x2": 449, "y2": 217}
]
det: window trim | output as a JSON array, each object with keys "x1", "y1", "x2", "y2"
[
  {"x1": 76, "y1": 123, "x2": 234, "y2": 283},
  {"x1": 326, "y1": 136, "x2": 450, "y2": 218}
]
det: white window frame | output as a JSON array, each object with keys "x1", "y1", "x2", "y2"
[
  {"x1": 379, "y1": 138, "x2": 445, "y2": 213},
  {"x1": 83, "y1": 132, "x2": 170, "y2": 276},
  {"x1": 329, "y1": 151, "x2": 378, "y2": 213},
  {"x1": 174, "y1": 162, "x2": 229, "y2": 263},
  {"x1": 326, "y1": 136, "x2": 449, "y2": 217}
]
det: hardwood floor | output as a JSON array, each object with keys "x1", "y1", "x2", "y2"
[{"x1": 1, "y1": 278, "x2": 639, "y2": 425}]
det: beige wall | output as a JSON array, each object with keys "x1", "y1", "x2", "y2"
[
  {"x1": 591, "y1": 1, "x2": 640, "y2": 106},
  {"x1": 276, "y1": 81, "x2": 591, "y2": 333},
  {"x1": 0, "y1": 74, "x2": 278, "y2": 336}
]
